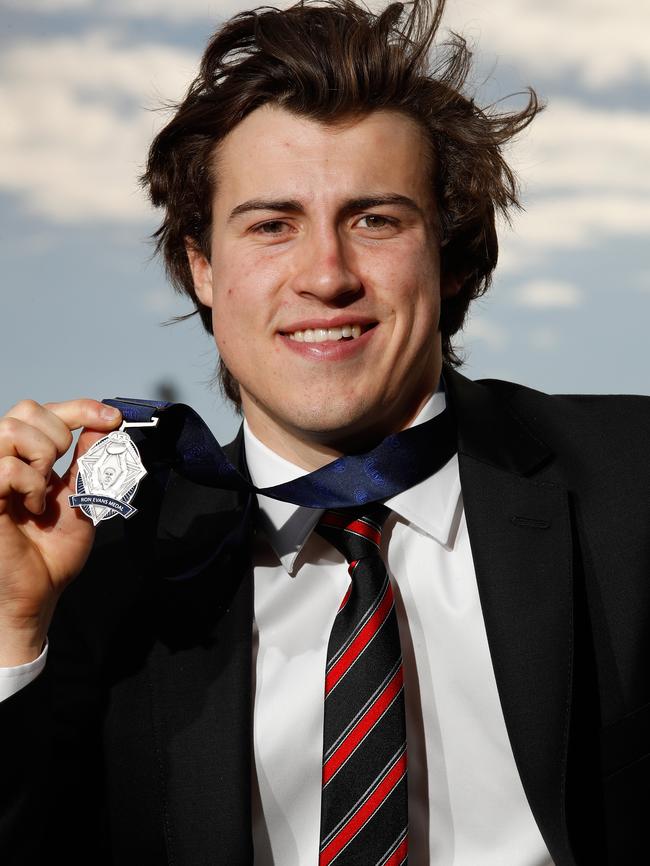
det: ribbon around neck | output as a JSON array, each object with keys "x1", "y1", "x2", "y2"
[{"x1": 103, "y1": 396, "x2": 457, "y2": 510}]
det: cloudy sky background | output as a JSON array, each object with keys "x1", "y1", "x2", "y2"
[{"x1": 1, "y1": 0, "x2": 648, "y2": 443}]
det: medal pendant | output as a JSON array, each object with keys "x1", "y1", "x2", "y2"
[{"x1": 69, "y1": 417, "x2": 158, "y2": 526}]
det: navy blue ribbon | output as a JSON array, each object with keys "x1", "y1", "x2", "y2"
[{"x1": 103, "y1": 397, "x2": 457, "y2": 510}]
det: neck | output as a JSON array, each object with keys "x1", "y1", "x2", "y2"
[{"x1": 243, "y1": 387, "x2": 439, "y2": 472}]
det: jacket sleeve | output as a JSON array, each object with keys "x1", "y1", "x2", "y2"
[{"x1": 0, "y1": 591, "x2": 112, "y2": 865}]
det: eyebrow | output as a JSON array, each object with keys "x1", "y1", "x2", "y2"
[{"x1": 227, "y1": 194, "x2": 423, "y2": 222}]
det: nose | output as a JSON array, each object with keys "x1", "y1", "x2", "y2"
[{"x1": 290, "y1": 227, "x2": 362, "y2": 303}]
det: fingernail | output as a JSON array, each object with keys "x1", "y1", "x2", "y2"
[{"x1": 100, "y1": 406, "x2": 120, "y2": 421}]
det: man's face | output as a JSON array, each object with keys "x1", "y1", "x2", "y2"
[
  {"x1": 189, "y1": 105, "x2": 456, "y2": 466},
  {"x1": 101, "y1": 467, "x2": 116, "y2": 488}
]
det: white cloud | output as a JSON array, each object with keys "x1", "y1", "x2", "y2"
[
  {"x1": 110, "y1": 0, "x2": 249, "y2": 21},
  {"x1": 495, "y1": 99, "x2": 650, "y2": 272},
  {"x1": 2, "y1": 9, "x2": 648, "y2": 242},
  {"x1": 497, "y1": 192, "x2": 650, "y2": 274},
  {"x1": 2, "y1": 30, "x2": 195, "y2": 103},
  {"x1": 5, "y1": 0, "x2": 91, "y2": 9},
  {"x1": 510, "y1": 100, "x2": 650, "y2": 197},
  {"x1": 10, "y1": 0, "x2": 649, "y2": 91},
  {"x1": 514, "y1": 280, "x2": 583, "y2": 309},
  {"x1": 524, "y1": 194, "x2": 649, "y2": 245},
  {"x1": 0, "y1": 32, "x2": 197, "y2": 222},
  {"x1": 5, "y1": 0, "x2": 287, "y2": 20},
  {"x1": 445, "y1": 0, "x2": 650, "y2": 88}
]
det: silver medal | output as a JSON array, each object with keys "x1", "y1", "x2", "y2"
[{"x1": 69, "y1": 417, "x2": 159, "y2": 526}]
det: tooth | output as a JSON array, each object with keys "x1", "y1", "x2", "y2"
[{"x1": 290, "y1": 325, "x2": 364, "y2": 341}]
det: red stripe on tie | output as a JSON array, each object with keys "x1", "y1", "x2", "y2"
[
  {"x1": 382, "y1": 836, "x2": 408, "y2": 866},
  {"x1": 319, "y1": 750, "x2": 407, "y2": 866},
  {"x1": 325, "y1": 583, "x2": 393, "y2": 695},
  {"x1": 319, "y1": 512, "x2": 351, "y2": 530},
  {"x1": 346, "y1": 518, "x2": 381, "y2": 547},
  {"x1": 319, "y1": 513, "x2": 382, "y2": 548},
  {"x1": 323, "y1": 667, "x2": 404, "y2": 784}
]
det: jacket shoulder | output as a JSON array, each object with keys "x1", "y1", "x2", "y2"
[
  {"x1": 477, "y1": 376, "x2": 650, "y2": 437},
  {"x1": 473, "y1": 375, "x2": 650, "y2": 487}
]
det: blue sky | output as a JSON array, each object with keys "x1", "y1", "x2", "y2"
[{"x1": 1, "y1": 0, "x2": 648, "y2": 444}]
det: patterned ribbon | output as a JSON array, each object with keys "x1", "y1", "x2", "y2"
[
  {"x1": 102, "y1": 397, "x2": 456, "y2": 510},
  {"x1": 316, "y1": 506, "x2": 408, "y2": 866}
]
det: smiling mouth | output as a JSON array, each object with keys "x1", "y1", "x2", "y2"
[{"x1": 283, "y1": 323, "x2": 377, "y2": 343}]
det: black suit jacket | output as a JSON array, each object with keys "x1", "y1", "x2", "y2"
[{"x1": 1, "y1": 368, "x2": 649, "y2": 865}]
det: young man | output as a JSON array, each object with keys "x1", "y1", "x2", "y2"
[{"x1": 0, "y1": 1, "x2": 648, "y2": 864}]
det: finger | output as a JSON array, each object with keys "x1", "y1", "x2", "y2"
[
  {"x1": 0, "y1": 456, "x2": 48, "y2": 515},
  {"x1": 5, "y1": 400, "x2": 72, "y2": 455},
  {"x1": 43, "y1": 399, "x2": 122, "y2": 432},
  {"x1": 5, "y1": 399, "x2": 121, "y2": 455},
  {"x1": 0, "y1": 417, "x2": 59, "y2": 478}
]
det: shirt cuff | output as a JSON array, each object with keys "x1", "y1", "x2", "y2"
[{"x1": 0, "y1": 642, "x2": 48, "y2": 703}]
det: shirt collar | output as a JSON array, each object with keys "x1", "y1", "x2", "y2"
[{"x1": 243, "y1": 385, "x2": 460, "y2": 575}]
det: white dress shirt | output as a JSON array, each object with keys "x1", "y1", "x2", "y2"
[
  {"x1": 0, "y1": 647, "x2": 48, "y2": 700},
  {"x1": 0, "y1": 392, "x2": 555, "y2": 865},
  {"x1": 246, "y1": 392, "x2": 554, "y2": 866}
]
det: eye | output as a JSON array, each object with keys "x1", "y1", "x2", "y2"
[
  {"x1": 356, "y1": 214, "x2": 397, "y2": 231},
  {"x1": 254, "y1": 220, "x2": 289, "y2": 235}
]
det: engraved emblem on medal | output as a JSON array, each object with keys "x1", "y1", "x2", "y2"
[{"x1": 69, "y1": 417, "x2": 158, "y2": 526}]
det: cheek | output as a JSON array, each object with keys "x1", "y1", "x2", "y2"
[
  {"x1": 382, "y1": 255, "x2": 441, "y2": 322},
  {"x1": 210, "y1": 281, "x2": 242, "y2": 364},
  {"x1": 210, "y1": 261, "x2": 275, "y2": 365},
  {"x1": 212, "y1": 247, "x2": 282, "y2": 310},
  {"x1": 210, "y1": 259, "x2": 254, "y2": 323}
]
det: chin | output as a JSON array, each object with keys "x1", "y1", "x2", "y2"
[
  {"x1": 284, "y1": 399, "x2": 395, "y2": 446},
  {"x1": 286, "y1": 405, "x2": 366, "y2": 437}
]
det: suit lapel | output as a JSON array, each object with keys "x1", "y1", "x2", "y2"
[
  {"x1": 445, "y1": 368, "x2": 577, "y2": 866},
  {"x1": 142, "y1": 430, "x2": 256, "y2": 865}
]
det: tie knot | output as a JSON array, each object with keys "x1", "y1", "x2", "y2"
[{"x1": 316, "y1": 505, "x2": 390, "y2": 567}]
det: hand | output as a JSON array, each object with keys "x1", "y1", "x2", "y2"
[{"x1": 0, "y1": 399, "x2": 122, "y2": 665}]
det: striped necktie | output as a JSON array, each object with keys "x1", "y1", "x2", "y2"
[{"x1": 316, "y1": 506, "x2": 408, "y2": 866}]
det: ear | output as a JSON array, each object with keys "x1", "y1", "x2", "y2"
[{"x1": 185, "y1": 239, "x2": 214, "y2": 308}]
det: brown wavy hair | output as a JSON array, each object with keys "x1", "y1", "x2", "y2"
[{"x1": 142, "y1": 0, "x2": 541, "y2": 408}]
